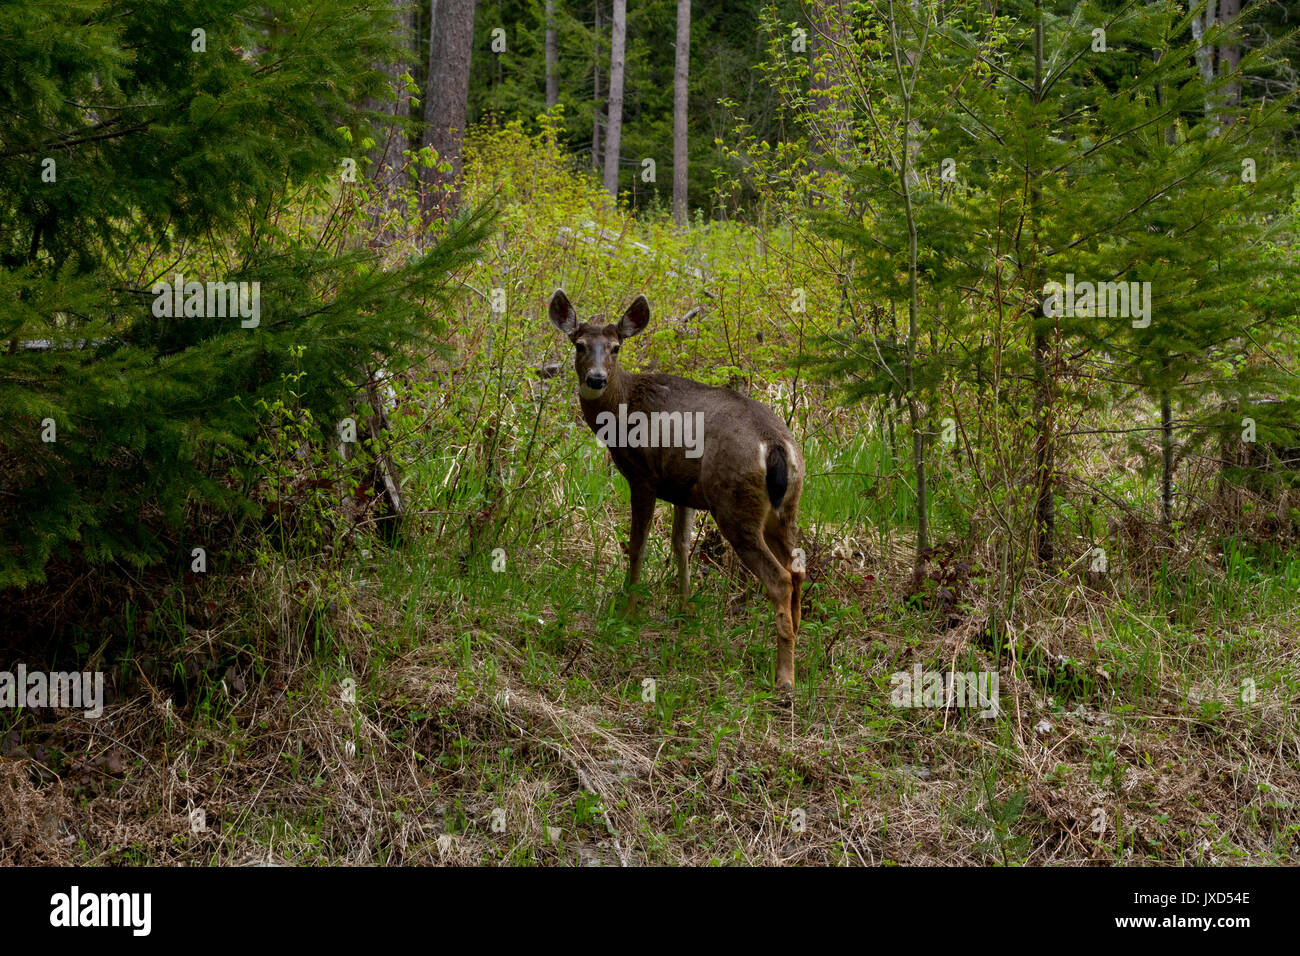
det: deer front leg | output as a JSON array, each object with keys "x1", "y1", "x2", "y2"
[
  {"x1": 622, "y1": 484, "x2": 656, "y2": 613},
  {"x1": 671, "y1": 505, "x2": 695, "y2": 611}
]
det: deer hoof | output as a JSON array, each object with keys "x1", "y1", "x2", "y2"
[{"x1": 775, "y1": 680, "x2": 794, "y2": 701}]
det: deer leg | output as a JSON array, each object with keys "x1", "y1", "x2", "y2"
[
  {"x1": 719, "y1": 521, "x2": 796, "y2": 693},
  {"x1": 764, "y1": 512, "x2": 803, "y2": 634},
  {"x1": 790, "y1": 566, "x2": 804, "y2": 633},
  {"x1": 622, "y1": 484, "x2": 656, "y2": 613},
  {"x1": 671, "y1": 505, "x2": 694, "y2": 610}
]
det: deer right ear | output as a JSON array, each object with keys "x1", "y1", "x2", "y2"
[{"x1": 548, "y1": 289, "x2": 579, "y2": 337}]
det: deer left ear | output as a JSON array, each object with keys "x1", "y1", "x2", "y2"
[{"x1": 617, "y1": 295, "x2": 650, "y2": 339}]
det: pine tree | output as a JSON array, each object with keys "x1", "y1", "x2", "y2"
[
  {"x1": 1076, "y1": 3, "x2": 1300, "y2": 532},
  {"x1": 804, "y1": 0, "x2": 1299, "y2": 562},
  {"x1": 0, "y1": 0, "x2": 490, "y2": 587}
]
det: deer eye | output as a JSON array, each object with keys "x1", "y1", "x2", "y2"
[
  {"x1": 611, "y1": 344, "x2": 620, "y2": 354},
  {"x1": 575, "y1": 342, "x2": 586, "y2": 352}
]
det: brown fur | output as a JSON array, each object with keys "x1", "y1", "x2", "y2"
[{"x1": 549, "y1": 289, "x2": 805, "y2": 691}]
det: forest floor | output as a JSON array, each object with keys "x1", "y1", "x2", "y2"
[{"x1": 4, "y1": 440, "x2": 1298, "y2": 866}]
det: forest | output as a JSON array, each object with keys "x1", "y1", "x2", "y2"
[{"x1": 1, "y1": 0, "x2": 1299, "y2": 871}]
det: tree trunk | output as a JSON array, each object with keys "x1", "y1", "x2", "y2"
[
  {"x1": 420, "y1": 0, "x2": 477, "y2": 218},
  {"x1": 592, "y1": 0, "x2": 602, "y2": 171},
  {"x1": 1030, "y1": 1, "x2": 1055, "y2": 566},
  {"x1": 545, "y1": 0, "x2": 558, "y2": 109},
  {"x1": 887, "y1": 0, "x2": 929, "y2": 563},
  {"x1": 1032, "y1": 326, "x2": 1055, "y2": 564},
  {"x1": 1218, "y1": 0, "x2": 1242, "y2": 114},
  {"x1": 809, "y1": 0, "x2": 849, "y2": 183},
  {"x1": 1192, "y1": 0, "x2": 1218, "y2": 85},
  {"x1": 602, "y1": 0, "x2": 627, "y2": 198},
  {"x1": 365, "y1": 0, "x2": 415, "y2": 245},
  {"x1": 1161, "y1": 388, "x2": 1174, "y2": 531},
  {"x1": 672, "y1": 0, "x2": 690, "y2": 225},
  {"x1": 1191, "y1": 0, "x2": 1219, "y2": 136}
]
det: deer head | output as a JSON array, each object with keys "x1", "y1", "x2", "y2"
[{"x1": 548, "y1": 289, "x2": 650, "y2": 400}]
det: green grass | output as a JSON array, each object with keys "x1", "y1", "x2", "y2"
[{"x1": 7, "y1": 402, "x2": 1297, "y2": 866}]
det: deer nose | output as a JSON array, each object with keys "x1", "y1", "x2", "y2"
[{"x1": 585, "y1": 373, "x2": 606, "y2": 390}]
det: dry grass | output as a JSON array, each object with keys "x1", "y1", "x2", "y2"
[{"x1": 3, "y1": 496, "x2": 1297, "y2": 867}]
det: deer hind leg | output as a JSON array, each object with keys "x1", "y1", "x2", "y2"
[
  {"x1": 764, "y1": 510, "x2": 803, "y2": 634},
  {"x1": 622, "y1": 484, "x2": 656, "y2": 613},
  {"x1": 718, "y1": 515, "x2": 796, "y2": 692},
  {"x1": 671, "y1": 505, "x2": 694, "y2": 610}
]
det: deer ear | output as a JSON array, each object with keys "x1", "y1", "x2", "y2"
[
  {"x1": 617, "y1": 295, "x2": 650, "y2": 339},
  {"x1": 549, "y1": 289, "x2": 579, "y2": 337}
]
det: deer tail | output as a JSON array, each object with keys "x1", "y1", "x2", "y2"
[{"x1": 765, "y1": 444, "x2": 788, "y2": 510}]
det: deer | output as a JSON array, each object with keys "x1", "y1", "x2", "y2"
[{"x1": 547, "y1": 289, "x2": 806, "y2": 693}]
